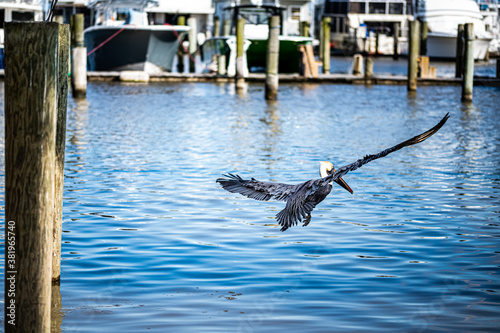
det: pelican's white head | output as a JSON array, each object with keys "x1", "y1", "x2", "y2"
[{"x1": 319, "y1": 161, "x2": 334, "y2": 178}]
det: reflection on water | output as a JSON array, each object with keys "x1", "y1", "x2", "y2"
[{"x1": 0, "y1": 81, "x2": 499, "y2": 332}]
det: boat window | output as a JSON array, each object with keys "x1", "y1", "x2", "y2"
[
  {"x1": 331, "y1": 17, "x2": 338, "y2": 33},
  {"x1": 349, "y1": 2, "x2": 366, "y2": 14},
  {"x1": 291, "y1": 7, "x2": 301, "y2": 21},
  {"x1": 368, "y1": 2, "x2": 386, "y2": 14},
  {"x1": 0, "y1": 10, "x2": 4, "y2": 24},
  {"x1": 12, "y1": 11, "x2": 35, "y2": 22},
  {"x1": 325, "y1": 1, "x2": 348, "y2": 14},
  {"x1": 389, "y1": 3, "x2": 404, "y2": 15}
]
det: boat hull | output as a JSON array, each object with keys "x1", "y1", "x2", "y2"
[
  {"x1": 84, "y1": 25, "x2": 189, "y2": 73},
  {"x1": 427, "y1": 33, "x2": 492, "y2": 60},
  {"x1": 202, "y1": 36, "x2": 314, "y2": 74},
  {"x1": 247, "y1": 37, "x2": 314, "y2": 73}
]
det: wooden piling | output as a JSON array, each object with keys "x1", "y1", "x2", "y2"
[
  {"x1": 188, "y1": 17, "x2": 197, "y2": 73},
  {"x1": 176, "y1": 16, "x2": 186, "y2": 73},
  {"x1": 322, "y1": 17, "x2": 331, "y2": 74},
  {"x1": 407, "y1": 20, "x2": 420, "y2": 92},
  {"x1": 462, "y1": 23, "x2": 474, "y2": 102},
  {"x1": 364, "y1": 56, "x2": 374, "y2": 85},
  {"x1": 214, "y1": 16, "x2": 220, "y2": 37},
  {"x1": 393, "y1": 22, "x2": 399, "y2": 60},
  {"x1": 4, "y1": 22, "x2": 60, "y2": 333},
  {"x1": 353, "y1": 54, "x2": 363, "y2": 75},
  {"x1": 223, "y1": 19, "x2": 231, "y2": 36},
  {"x1": 455, "y1": 24, "x2": 465, "y2": 78},
  {"x1": 71, "y1": 13, "x2": 84, "y2": 47},
  {"x1": 375, "y1": 32, "x2": 380, "y2": 55},
  {"x1": 300, "y1": 21, "x2": 310, "y2": 37},
  {"x1": 235, "y1": 17, "x2": 246, "y2": 89},
  {"x1": 420, "y1": 21, "x2": 428, "y2": 56},
  {"x1": 71, "y1": 14, "x2": 86, "y2": 98},
  {"x1": 265, "y1": 15, "x2": 280, "y2": 100},
  {"x1": 53, "y1": 24, "x2": 70, "y2": 282}
]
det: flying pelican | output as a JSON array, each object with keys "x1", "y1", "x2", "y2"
[{"x1": 217, "y1": 113, "x2": 449, "y2": 231}]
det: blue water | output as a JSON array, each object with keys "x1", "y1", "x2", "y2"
[{"x1": 1, "y1": 81, "x2": 499, "y2": 332}]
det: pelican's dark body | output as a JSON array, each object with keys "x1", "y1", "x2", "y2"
[{"x1": 217, "y1": 114, "x2": 450, "y2": 231}]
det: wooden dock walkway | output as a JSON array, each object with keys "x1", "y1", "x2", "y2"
[{"x1": 1, "y1": 70, "x2": 499, "y2": 86}]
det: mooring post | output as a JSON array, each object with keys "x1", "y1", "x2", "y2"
[
  {"x1": 71, "y1": 13, "x2": 86, "y2": 98},
  {"x1": 462, "y1": 23, "x2": 474, "y2": 102},
  {"x1": 265, "y1": 15, "x2": 280, "y2": 100},
  {"x1": 176, "y1": 16, "x2": 186, "y2": 73},
  {"x1": 420, "y1": 20, "x2": 428, "y2": 56},
  {"x1": 235, "y1": 17, "x2": 246, "y2": 89},
  {"x1": 4, "y1": 21, "x2": 60, "y2": 333},
  {"x1": 223, "y1": 19, "x2": 231, "y2": 36},
  {"x1": 300, "y1": 21, "x2": 310, "y2": 37},
  {"x1": 188, "y1": 17, "x2": 197, "y2": 73},
  {"x1": 375, "y1": 32, "x2": 380, "y2": 55},
  {"x1": 408, "y1": 20, "x2": 420, "y2": 92},
  {"x1": 213, "y1": 16, "x2": 220, "y2": 37},
  {"x1": 393, "y1": 22, "x2": 399, "y2": 60},
  {"x1": 455, "y1": 24, "x2": 465, "y2": 78},
  {"x1": 53, "y1": 24, "x2": 70, "y2": 283},
  {"x1": 364, "y1": 56, "x2": 374, "y2": 85},
  {"x1": 352, "y1": 54, "x2": 363, "y2": 75},
  {"x1": 322, "y1": 17, "x2": 331, "y2": 74}
]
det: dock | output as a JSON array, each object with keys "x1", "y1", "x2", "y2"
[{"x1": 1, "y1": 70, "x2": 499, "y2": 86}]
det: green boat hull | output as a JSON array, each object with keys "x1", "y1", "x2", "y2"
[{"x1": 246, "y1": 37, "x2": 313, "y2": 73}]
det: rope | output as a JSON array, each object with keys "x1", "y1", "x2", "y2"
[
  {"x1": 163, "y1": 23, "x2": 196, "y2": 63},
  {"x1": 87, "y1": 25, "x2": 132, "y2": 56}
]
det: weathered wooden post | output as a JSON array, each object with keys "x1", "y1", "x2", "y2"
[
  {"x1": 188, "y1": 17, "x2": 197, "y2": 73},
  {"x1": 223, "y1": 19, "x2": 231, "y2": 36},
  {"x1": 375, "y1": 32, "x2": 380, "y2": 55},
  {"x1": 455, "y1": 24, "x2": 465, "y2": 78},
  {"x1": 407, "y1": 20, "x2": 420, "y2": 92},
  {"x1": 4, "y1": 21, "x2": 61, "y2": 333},
  {"x1": 176, "y1": 16, "x2": 186, "y2": 73},
  {"x1": 300, "y1": 21, "x2": 310, "y2": 37},
  {"x1": 71, "y1": 13, "x2": 86, "y2": 98},
  {"x1": 462, "y1": 23, "x2": 474, "y2": 102},
  {"x1": 393, "y1": 22, "x2": 399, "y2": 60},
  {"x1": 53, "y1": 24, "x2": 70, "y2": 282},
  {"x1": 235, "y1": 17, "x2": 246, "y2": 89},
  {"x1": 214, "y1": 16, "x2": 220, "y2": 37},
  {"x1": 352, "y1": 54, "x2": 363, "y2": 75},
  {"x1": 322, "y1": 17, "x2": 331, "y2": 74},
  {"x1": 265, "y1": 15, "x2": 280, "y2": 100},
  {"x1": 364, "y1": 56, "x2": 374, "y2": 85},
  {"x1": 420, "y1": 20, "x2": 428, "y2": 56}
]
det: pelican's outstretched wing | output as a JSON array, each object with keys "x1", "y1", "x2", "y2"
[
  {"x1": 216, "y1": 173, "x2": 299, "y2": 202},
  {"x1": 327, "y1": 113, "x2": 450, "y2": 183}
]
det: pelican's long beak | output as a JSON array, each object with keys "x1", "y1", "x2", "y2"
[{"x1": 335, "y1": 177, "x2": 353, "y2": 194}]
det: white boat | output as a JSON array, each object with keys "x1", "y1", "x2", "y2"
[
  {"x1": 475, "y1": 0, "x2": 500, "y2": 55},
  {"x1": 84, "y1": 0, "x2": 190, "y2": 73},
  {"x1": 414, "y1": 0, "x2": 494, "y2": 60},
  {"x1": 0, "y1": 0, "x2": 45, "y2": 69},
  {"x1": 317, "y1": 0, "x2": 414, "y2": 55}
]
